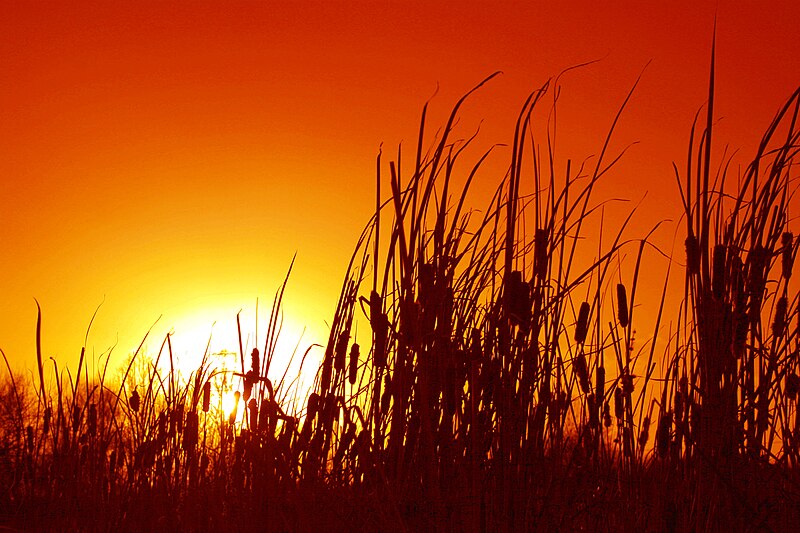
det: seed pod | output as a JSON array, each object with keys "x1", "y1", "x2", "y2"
[
  {"x1": 595, "y1": 366, "x2": 606, "y2": 403},
  {"x1": 348, "y1": 343, "x2": 359, "y2": 385},
  {"x1": 574, "y1": 302, "x2": 590, "y2": 344},
  {"x1": 26, "y1": 425, "x2": 34, "y2": 452},
  {"x1": 370, "y1": 290, "x2": 388, "y2": 368},
  {"x1": 534, "y1": 228, "x2": 548, "y2": 282},
  {"x1": 786, "y1": 373, "x2": 800, "y2": 401},
  {"x1": 712, "y1": 244, "x2": 726, "y2": 300},
  {"x1": 72, "y1": 405, "x2": 81, "y2": 434},
  {"x1": 638, "y1": 416, "x2": 650, "y2": 448},
  {"x1": 335, "y1": 333, "x2": 348, "y2": 371},
  {"x1": 782, "y1": 232, "x2": 794, "y2": 280},
  {"x1": 229, "y1": 391, "x2": 241, "y2": 425},
  {"x1": 616, "y1": 284, "x2": 629, "y2": 328},
  {"x1": 773, "y1": 297, "x2": 788, "y2": 338},
  {"x1": 614, "y1": 388, "x2": 624, "y2": 420},
  {"x1": 43, "y1": 406, "x2": 51, "y2": 435},
  {"x1": 244, "y1": 370, "x2": 255, "y2": 401},
  {"x1": 656, "y1": 411, "x2": 672, "y2": 457},
  {"x1": 685, "y1": 235, "x2": 700, "y2": 274},
  {"x1": 129, "y1": 389, "x2": 140, "y2": 413},
  {"x1": 603, "y1": 402, "x2": 612, "y2": 428},
  {"x1": 202, "y1": 381, "x2": 211, "y2": 413},
  {"x1": 248, "y1": 399, "x2": 258, "y2": 430},
  {"x1": 381, "y1": 373, "x2": 391, "y2": 414},
  {"x1": 183, "y1": 411, "x2": 198, "y2": 451},
  {"x1": 573, "y1": 352, "x2": 590, "y2": 395},
  {"x1": 620, "y1": 373, "x2": 634, "y2": 396},
  {"x1": 87, "y1": 403, "x2": 97, "y2": 436},
  {"x1": 251, "y1": 348, "x2": 260, "y2": 377}
]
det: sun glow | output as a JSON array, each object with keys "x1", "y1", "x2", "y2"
[{"x1": 151, "y1": 305, "x2": 323, "y2": 414}]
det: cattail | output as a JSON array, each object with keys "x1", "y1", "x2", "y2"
[
  {"x1": 685, "y1": 234, "x2": 700, "y2": 274},
  {"x1": 787, "y1": 373, "x2": 800, "y2": 401},
  {"x1": 43, "y1": 406, "x2": 51, "y2": 435},
  {"x1": 534, "y1": 228, "x2": 548, "y2": 282},
  {"x1": 183, "y1": 411, "x2": 198, "y2": 451},
  {"x1": 574, "y1": 302, "x2": 590, "y2": 344},
  {"x1": 380, "y1": 373, "x2": 391, "y2": 414},
  {"x1": 620, "y1": 373, "x2": 634, "y2": 396},
  {"x1": 244, "y1": 370, "x2": 255, "y2": 401},
  {"x1": 638, "y1": 416, "x2": 650, "y2": 448},
  {"x1": 656, "y1": 411, "x2": 672, "y2": 458},
  {"x1": 348, "y1": 343, "x2": 359, "y2": 385},
  {"x1": 251, "y1": 348, "x2": 260, "y2": 377},
  {"x1": 573, "y1": 352, "x2": 590, "y2": 394},
  {"x1": 202, "y1": 381, "x2": 211, "y2": 413},
  {"x1": 129, "y1": 389, "x2": 140, "y2": 413},
  {"x1": 72, "y1": 405, "x2": 81, "y2": 434},
  {"x1": 248, "y1": 399, "x2": 258, "y2": 430},
  {"x1": 603, "y1": 402, "x2": 612, "y2": 428},
  {"x1": 370, "y1": 290, "x2": 388, "y2": 368},
  {"x1": 616, "y1": 284, "x2": 629, "y2": 328},
  {"x1": 712, "y1": 244, "x2": 726, "y2": 300},
  {"x1": 109, "y1": 450, "x2": 117, "y2": 477},
  {"x1": 229, "y1": 391, "x2": 241, "y2": 425},
  {"x1": 782, "y1": 232, "x2": 794, "y2": 280},
  {"x1": 26, "y1": 425, "x2": 34, "y2": 453},
  {"x1": 773, "y1": 296, "x2": 788, "y2": 338},
  {"x1": 506, "y1": 270, "x2": 531, "y2": 326},
  {"x1": 335, "y1": 333, "x2": 348, "y2": 371},
  {"x1": 87, "y1": 403, "x2": 97, "y2": 436},
  {"x1": 596, "y1": 366, "x2": 606, "y2": 403},
  {"x1": 614, "y1": 388, "x2": 624, "y2": 421}
]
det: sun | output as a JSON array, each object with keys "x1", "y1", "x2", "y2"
[{"x1": 158, "y1": 306, "x2": 322, "y2": 415}]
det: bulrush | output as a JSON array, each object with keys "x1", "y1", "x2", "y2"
[
  {"x1": 782, "y1": 232, "x2": 794, "y2": 280},
  {"x1": 348, "y1": 342, "x2": 359, "y2": 385},
  {"x1": 616, "y1": 284, "x2": 629, "y2": 328},
  {"x1": 129, "y1": 389, "x2": 140, "y2": 413},
  {"x1": 202, "y1": 381, "x2": 211, "y2": 413},
  {"x1": 575, "y1": 302, "x2": 590, "y2": 344}
]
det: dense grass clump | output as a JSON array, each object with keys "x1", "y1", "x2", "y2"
[{"x1": 1, "y1": 59, "x2": 799, "y2": 532}]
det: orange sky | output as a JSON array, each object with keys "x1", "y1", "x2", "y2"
[{"x1": 2, "y1": 2, "x2": 799, "y2": 379}]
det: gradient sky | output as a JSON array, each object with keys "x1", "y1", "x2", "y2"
[{"x1": 2, "y1": 1, "x2": 799, "y2": 379}]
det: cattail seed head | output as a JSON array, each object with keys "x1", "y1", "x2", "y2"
[
  {"x1": 335, "y1": 333, "x2": 348, "y2": 371},
  {"x1": 575, "y1": 302, "x2": 590, "y2": 344},
  {"x1": 348, "y1": 342, "x2": 359, "y2": 385},
  {"x1": 782, "y1": 232, "x2": 794, "y2": 280},
  {"x1": 656, "y1": 411, "x2": 672, "y2": 457},
  {"x1": 685, "y1": 235, "x2": 700, "y2": 274},
  {"x1": 773, "y1": 297, "x2": 788, "y2": 338},
  {"x1": 87, "y1": 403, "x2": 97, "y2": 436},
  {"x1": 638, "y1": 416, "x2": 650, "y2": 448},
  {"x1": 616, "y1": 284, "x2": 629, "y2": 328},
  {"x1": 614, "y1": 388, "x2": 624, "y2": 420},
  {"x1": 533, "y1": 228, "x2": 548, "y2": 282},
  {"x1": 251, "y1": 348, "x2": 260, "y2": 377},
  {"x1": 596, "y1": 366, "x2": 606, "y2": 403},
  {"x1": 786, "y1": 373, "x2": 800, "y2": 401},
  {"x1": 248, "y1": 399, "x2": 258, "y2": 430},
  {"x1": 129, "y1": 389, "x2": 140, "y2": 413},
  {"x1": 43, "y1": 406, "x2": 51, "y2": 435},
  {"x1": 202, "y1": 381, "x2": 211, "y2": 413},
  {"x1": 26, "y1": 425, "x2": 34, "y2": 452},
  {"x1": 183, "y1": 411, "x2": 198, "y2": 451}
]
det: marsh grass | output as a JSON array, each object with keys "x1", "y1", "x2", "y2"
[{"x1": 1, "y1": 54, "x2": 800, "y2": 532}]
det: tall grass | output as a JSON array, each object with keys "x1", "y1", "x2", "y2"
[{"x1": 1, "y1": 58, "x2": 799, "y2": 531}]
